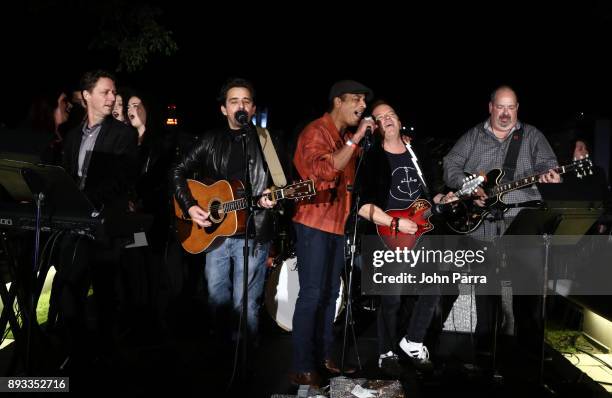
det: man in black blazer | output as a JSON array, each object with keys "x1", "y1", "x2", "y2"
[
  {"x1": 53, "y1": 70, "x2": 137, "y2": 367},
  {"x1": 62, "y1": 71, "x2": 138, "y2": 211}
]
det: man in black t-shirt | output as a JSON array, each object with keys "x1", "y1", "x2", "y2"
[{"x1": 359, "y1": 101, "x2": 454, "y2": 375}]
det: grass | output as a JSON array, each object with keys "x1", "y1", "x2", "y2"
[
  {"x1": 545, "y1": 326, "x2": 601, "y2": 354},
  {"x1": 1, "y1": 269, "x2": 56, "y2": 341}
]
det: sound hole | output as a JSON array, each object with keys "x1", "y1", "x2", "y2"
[{"x1": 208, "y1": 199, "x2": 225, "y2": 223}]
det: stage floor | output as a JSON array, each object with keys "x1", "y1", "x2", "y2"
[{"x1": 1, "y1": 296, "x2": 609, "y2": 397}]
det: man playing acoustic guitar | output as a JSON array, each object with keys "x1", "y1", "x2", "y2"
[{"x1": 172, "y1": 78, "x2": 278, "y2": 348}]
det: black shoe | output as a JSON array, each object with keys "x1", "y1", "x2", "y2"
[
  {"x1": 379, "y1": 353, "x2": 403, "y2": 378},
  {"x1": 524, "y1": 344, "x2": 554, "y2": 362}
]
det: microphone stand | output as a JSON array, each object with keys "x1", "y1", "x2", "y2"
[
  {"x1": 238, "y1": 119, "x2": 255, "y2": 382},
  {"x1": 340, "y1": 130, "x2": 373, "y2": 373},
  {"x1": 484, "y1": 198, "x2": 542, "y2": 382},
  {"x1": 487, "y1": 205, "x2": 505, "y2": 383},
  {"x1": 21, "y1": 168, "x2": 46, "y2": 375}
]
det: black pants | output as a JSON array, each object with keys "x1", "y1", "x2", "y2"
[
  {"x1": 377, "y1": 283, "x2": 440, "y2": 355},
  {"x1": 52, "y1": 235, "x2": 121, "y2": 359},
  {"x1": 475, "y1": 244, "x2": 544, "y2": 352}
]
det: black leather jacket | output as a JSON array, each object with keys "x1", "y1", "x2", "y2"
[{"x1": 172, "y1": 126, "x2": 274, "y2": 242}]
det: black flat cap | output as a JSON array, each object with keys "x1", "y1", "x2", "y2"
[{"x1": 328, "y1": 80, "x2": 373, "y2": 102}]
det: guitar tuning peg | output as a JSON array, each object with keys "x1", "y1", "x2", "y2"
[
  {"x1": 577, "y1": 172, "x2": 582, "y2": 178},
  {"x1": 589, "y1": 169, "x2": 593, "y2": 175}
]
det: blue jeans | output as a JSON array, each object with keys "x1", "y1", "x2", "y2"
[
  {"x1": 292, "y1": 223, "x2": 345, "y2": 373},
  {"x1": 205, "y1": 237, "x2": 270, "y2": 336}
]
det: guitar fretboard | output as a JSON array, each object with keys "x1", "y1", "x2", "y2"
[
  {"x1": 207, "y1": 183, "x2": 308, "y2": 213},
  {"x1": 214, "y1": 190, "x2": 280, "y2": 212},
  {"x1": 489, "y1": 163, "x2": 581, "y2": 196},
  {"x1": 218, "y1": 198, "x2": 248, "y2": 213}
]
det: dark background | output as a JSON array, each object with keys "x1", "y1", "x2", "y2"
[{"x1": 2, "y1": 2, "x2": 611, "y2": 144}]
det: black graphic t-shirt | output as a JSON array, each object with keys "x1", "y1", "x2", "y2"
[{"x1": 385, "y1": 151, "x2": 422, "y2": 210}]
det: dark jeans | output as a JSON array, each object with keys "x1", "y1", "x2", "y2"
[
  {"x1": 377, "y1": 284, "x2": 440, "y2": 355},
  {"x1": 292, "y1": 222, "x2": 344, "y2": 373},
  {"x1": 475, "y1": 244, "x2": 544, "y2": 351},
  {"x1": 475, "y1": 294, "x2": 543, "y2": 350}
]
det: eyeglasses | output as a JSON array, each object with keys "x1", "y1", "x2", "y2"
[{"x1": 374, "y1": 112, "x2": 398, "y2": 122}]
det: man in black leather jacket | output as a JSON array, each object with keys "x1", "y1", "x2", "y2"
[{"x1": 172, "y1": 78, "x2": 277, "y2": 342}]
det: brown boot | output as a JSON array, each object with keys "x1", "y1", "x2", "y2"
[
  {"x1": 323, "y1": 359, "x2": 356, "y2": 375},
  {"x1": 289, "y1": 371, "x2": 321, "y2": 388}
]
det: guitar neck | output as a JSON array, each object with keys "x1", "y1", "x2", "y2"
[
  {"x1": 220, "y1": 197, "x2": 249, "y2": 213},
  {"x1": 219, "y1": 188, "x2": 285, "y2": 213},
  {"x1": 490, "y1": 164, "x2": 570, "y2": 196}
]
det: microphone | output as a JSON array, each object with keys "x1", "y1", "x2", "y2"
[
  {"x1": 234, "y1": 110, "x2": 249, "y2": 126},
  {"x1": 361, "y1": 116, "x2": 374, "y2": 150}
]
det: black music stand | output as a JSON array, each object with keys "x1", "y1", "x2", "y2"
[
  {"x1": 501, "y1": 201, "x2": 602, "y2": 392},
  {"x1": 0, "y1": 158, "x2": 98, "y2": 375},
  {"x1": 0, "y1": 158, "x2": 99, "y2": 219}
]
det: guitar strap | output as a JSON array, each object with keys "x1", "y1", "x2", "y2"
[
  {"x1": 501, "y1": 126, "x2": 523, "y2": 183},
  {"x1": 256, "y1": 127, "x2": 287, "y2": 187},
  {"x1": 404, "y1": 140, "x2": 432, "y2": 201}
]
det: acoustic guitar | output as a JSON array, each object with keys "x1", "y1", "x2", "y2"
[{"x1": 174, "y1": 179, "x2": 315, "y2": 253}]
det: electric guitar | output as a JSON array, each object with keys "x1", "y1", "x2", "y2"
[
  {"x1": 174, "y1": 179, "x2": 316, "y2": 253},
  {"x1": 376, "y1": 175, "x2": 484, "y2": 250},
  {"x1": 446, "y1": 157, "x2": 593, "y2": 234}
]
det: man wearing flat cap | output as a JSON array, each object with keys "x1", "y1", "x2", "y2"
[{"x1": 290, "y1": 80, "x2": 375, "y2": 387}]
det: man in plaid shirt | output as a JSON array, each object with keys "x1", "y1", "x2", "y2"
[{"x1": 443, "y1": 85, "x2": 560, "y2": 360}]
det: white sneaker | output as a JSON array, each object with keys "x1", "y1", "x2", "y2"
[{"x1": 399, "y1": 337, "x2": 433, "y2": 371}]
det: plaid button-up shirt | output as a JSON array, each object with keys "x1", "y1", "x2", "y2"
[{"x1": 443, "y1": 119, "x2": 558, "y2": 240}]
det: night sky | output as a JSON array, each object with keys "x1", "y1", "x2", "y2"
[{"x1": 3, "y1": 2, "x2": 612, "y2": 143}]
